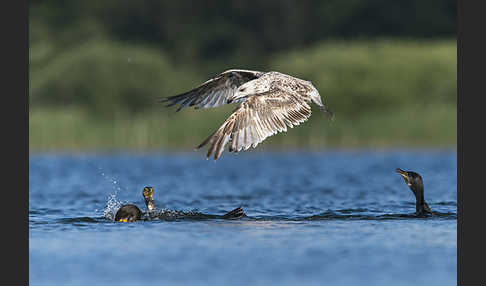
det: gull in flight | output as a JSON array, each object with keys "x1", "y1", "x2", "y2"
[{"x1": 161, "y1": 69, "x2": 334, "y2": 161}]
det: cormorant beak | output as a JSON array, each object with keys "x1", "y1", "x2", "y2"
[{"x1": 395, "y1": 168, "x2": 410, "y2": 185}]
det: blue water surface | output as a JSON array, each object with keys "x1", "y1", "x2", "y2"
[{"x1": 29, "y1": 150, "x2": 457, "y2": 286}]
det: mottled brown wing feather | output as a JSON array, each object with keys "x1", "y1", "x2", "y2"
[
  {"x1": 196, "y1": 88, "x2": 312, "y2": 161},
  {"x1": 160, "y1": 69, "x2": 262, "y2": 111}
]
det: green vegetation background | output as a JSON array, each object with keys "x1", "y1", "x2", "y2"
[{"x1": 29, "y1": 1, "x2": 456, "y2": 152}]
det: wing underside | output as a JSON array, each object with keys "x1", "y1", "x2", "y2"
[
  {"x1": 161, "y1": 69, "x2": 263, "y2": 111},
  {"x1": 196, "y1": 88, "x2": 312, "y2": 161}
]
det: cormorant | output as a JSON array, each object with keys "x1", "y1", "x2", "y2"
[
  {"x1": 114, "y1": 186, "x2": 246, "y2": 222},
  {"x1": 395, "y1": 168, "x2": 433, "y2": 216}
]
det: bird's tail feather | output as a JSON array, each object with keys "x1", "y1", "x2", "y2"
[{"x1": 221, "y1": 207, "x2": 246, "y2": 219}]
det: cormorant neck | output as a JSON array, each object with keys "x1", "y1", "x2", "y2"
[
  {"x1": 411, "y1": 185, "x2": 431, "y2": 215},
  {"x1": 145, "y1": 198, "x2": 155, "y2": 212},
  {"x1": 415, "y1": 195, "x2": 426, "y2": 214}
]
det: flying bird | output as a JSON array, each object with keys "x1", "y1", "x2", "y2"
[{"x1": 160, "y1": 69, "x2": 334, "y2": 161}]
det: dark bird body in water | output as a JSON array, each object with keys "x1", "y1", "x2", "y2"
[
  {"x1": 161, "y1": 69, "x2": 333, "y2": 161},
  {"x1": 395, "y1": 168, "x2": 433, "y2": 216},
  {"x1": 114, "y1": 186, "x2": 246, "y2": 222}
]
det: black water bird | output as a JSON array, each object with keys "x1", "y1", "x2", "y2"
[
  {"x1": 395, "y1": 168, "x2": 433, "y2": 216},
  {"x1": 114, "y1": 186, "x2": 246, "y2": 222}
]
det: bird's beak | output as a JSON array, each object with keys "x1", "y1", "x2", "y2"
[
  {"x1": 227, "y1": 95, "x2": 246, "y2": 104},
  {"x1": 395, "y1": 168, "x2": 409, "y2": 184},
  {"x1": 226, "y1": 94, "x2": 237, "y2": 104}
]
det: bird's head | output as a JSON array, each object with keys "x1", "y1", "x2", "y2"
[
  {"x1": 395, "y1": 168, "x2": 424, "y2": 198},
  {"x1": 227, "y1": 82, "x2": 269, "y2": 104}
]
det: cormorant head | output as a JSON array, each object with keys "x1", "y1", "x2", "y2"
[
  {"x1": 143, "y1": 186, "x2": 154, "y2": 199},
  {"x1": 142, "y1": 186, "x2": 155, "y2": 212},
  {"x1": 395, "y1": 168, "x2": 424, "y2": 196}
]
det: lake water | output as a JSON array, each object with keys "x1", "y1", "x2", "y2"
[{"x1": 29, "y1": 150, "x2": 457, "y2": 286}]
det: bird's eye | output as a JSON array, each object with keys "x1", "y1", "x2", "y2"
[{"x1": 240, "y1": 88, "x2": 246, "y2": 92}]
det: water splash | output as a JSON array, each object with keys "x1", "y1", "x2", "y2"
[
  {"x1": 97, "y1": 167, "x2": 130, "y2": 221},
  {"x1": 102, "y1": 193, "x2": 127, "y2": 221}
]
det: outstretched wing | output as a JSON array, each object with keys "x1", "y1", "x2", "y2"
[
  {"x1": 160, "y1": 69, "x2": 263, "y2": 111},
  {"x1": 197, "y1": 88, "x2": 312, "y2": 161}
]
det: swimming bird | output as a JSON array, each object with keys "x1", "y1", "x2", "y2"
[
  {"x1": 395, "y1": 168, "x2": 433, "y2": 216},
  {"x1": 160, "y1": 69, "x2": 334, "y2": 161},
  {"x1": 114, "y1": 186, "x2": 246, "y2": 222}
]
